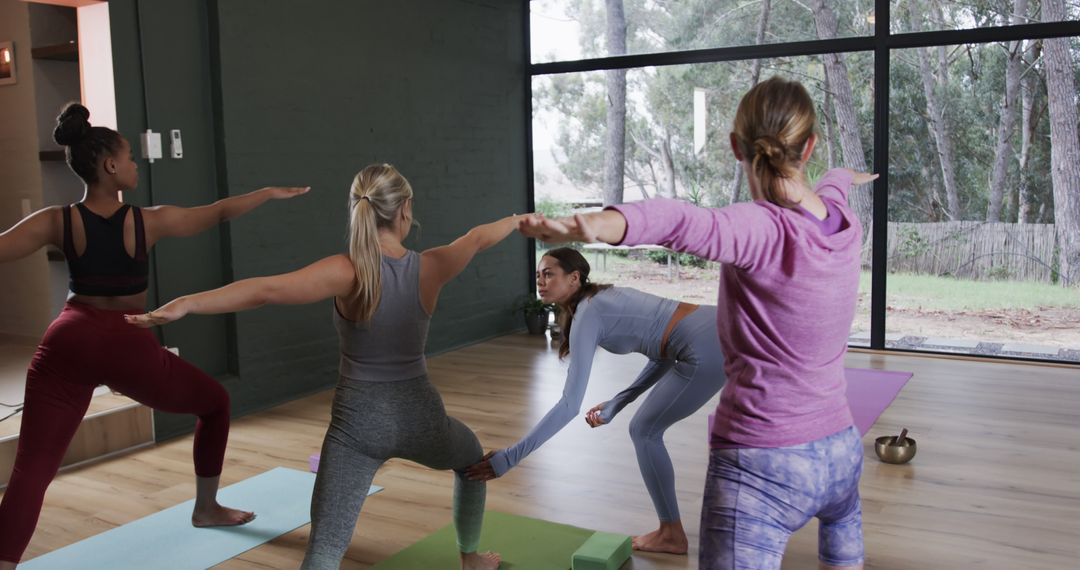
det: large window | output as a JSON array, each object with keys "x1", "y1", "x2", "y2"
[
  {"x1": 885, "y1": 37, "x2": 1080, "y2": 359},
  {"x1": 530, "y1": 0, "x2": 872, "y2": 63},
  {"x1": 889, "y1": 0, "x2": 1080, "y2": 33},
  {"x1": 529, "y1": 1, "x2": 1080, "y2": 364}
]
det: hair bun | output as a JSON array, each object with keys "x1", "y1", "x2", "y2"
[
  {"x1": 753, "y1": 135, "x2": 782, "y2": 158},
  {"x1": 752, "y1": 135, "x2": 786, "y2": 168},
  {"x1": 53, "y1": 103, "x2": 91, "y2": 146}
]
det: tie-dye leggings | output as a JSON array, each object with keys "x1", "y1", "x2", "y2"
[{"x1": 699, "y1": 426, "x2": 864, "y2": 569}]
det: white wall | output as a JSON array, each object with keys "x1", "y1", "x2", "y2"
[
  {"x1": 0, "y1": 0, "x2": 52, "y2": 337},
  {"x1": 78, "y1": 2, "x2": 115, "y2": 128}
]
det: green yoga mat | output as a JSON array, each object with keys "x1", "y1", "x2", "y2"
[{"x1": 371, "y1": 512, "x2": 600, "y2": 570}]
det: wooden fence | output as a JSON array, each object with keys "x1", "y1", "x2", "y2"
[{"x1": 861, "y1": 222, "x2": 1058, "y2": 282}]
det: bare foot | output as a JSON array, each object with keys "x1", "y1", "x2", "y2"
[
  {"x1": 191, "y1": 503, "x2": 256, "y2": 527},
  {"x1": 632, "y1": 526, "x2": 689, "y2": 555},
  {"x1": 460, "y1": 551, "x2": 501, "y2": 570}
]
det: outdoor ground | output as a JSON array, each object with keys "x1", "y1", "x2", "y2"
[{"x1": 575, "y1": 249, "x2": 1080, "y2": 359}]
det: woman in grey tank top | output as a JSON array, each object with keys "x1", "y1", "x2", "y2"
[{"x1": 129, "y1": 164, "x2": 532, "y2": 570}]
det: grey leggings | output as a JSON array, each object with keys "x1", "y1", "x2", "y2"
[
  {"x1": 614, "y1": 306, "x2": 727, "y2": 522},
  {"x1": 301, "y1": 375, "x2": 485, "y2": 569}
]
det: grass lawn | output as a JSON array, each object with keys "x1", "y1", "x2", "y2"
[
  {"x1": 535, "y1": 247, "x2": 1080, "y2": 352},
  {"x1": 864, "y1": 271, "x2": 1080, "y2": 311}
]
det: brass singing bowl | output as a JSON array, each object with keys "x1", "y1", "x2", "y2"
[{"x1": 874, "y1": 435, "x2": 917, "y2": 464}]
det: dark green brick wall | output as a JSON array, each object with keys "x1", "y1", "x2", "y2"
[{"x1": 110, "y1": 0, "x2": 529, "y2": 440}]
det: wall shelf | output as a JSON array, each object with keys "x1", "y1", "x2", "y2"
[{"x1": 31, "y1": 42, "x2": 78, "y2": 62}]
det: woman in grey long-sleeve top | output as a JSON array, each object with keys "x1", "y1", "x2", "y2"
[{"x1": 466, "y1": 247, "x2": 726, "y2": 555}]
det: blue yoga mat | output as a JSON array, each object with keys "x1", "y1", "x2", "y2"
[{"x1": 22, "y1": 467, "x2": 382, "y2": 570}]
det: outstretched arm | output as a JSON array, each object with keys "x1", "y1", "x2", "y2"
[
  {"x1": 125, "y1": 254, "x2": 355, "y2": 327},
  {"x1": 464, "y1": 301, "x2": 602, "y2": 481},
  {"x1": 422, "y1": 214, "x2": 534, "y2": 285},
  {"x1": 520, "y1": 201, "x2": 780, "y2": 267},
  {"x1": 419, "y1": 214, "x2": 535, "y2": 312},
  {"x1": 519, "y1": 169, "x2": 877, "y2": 268},
  {"x1": 585, "y1": 359, "x2": 674, "y2": 427},
  {"x1": 144, "y1": 186, "x2": 309, "y2": 242},
  {"x1": 842, "y1": 169, "x2": 879, "y2": 187},
  {"x1": 517, "y1": 210, "x2": 626, "y2": 246},
  {"x1": 0, "y1": 207, "x2": 58, "y2": 264}
]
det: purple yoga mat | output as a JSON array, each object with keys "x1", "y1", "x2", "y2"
[
  {"x1": 708, "y1": 367, "x2": 913, "y2": 437},
  {"x1": 844, "y1": 367, "x2": 913, "y2": 435}
]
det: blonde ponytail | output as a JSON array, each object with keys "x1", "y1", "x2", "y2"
[{"x1": 346, "y1": 164, "x2": 414, "y2": 321}]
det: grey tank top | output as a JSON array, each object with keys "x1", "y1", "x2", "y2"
[{"x1": 334, "y1": 250, "x2": 430, "y2": 382}]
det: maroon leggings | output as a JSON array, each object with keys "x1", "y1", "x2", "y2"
[{"x1": 0, "y1": 301, "x2": 230, "y2": 563}]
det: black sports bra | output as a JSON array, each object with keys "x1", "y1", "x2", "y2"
[{"x1": 62, "y1": 203, "x2": 149, "y2": 296}]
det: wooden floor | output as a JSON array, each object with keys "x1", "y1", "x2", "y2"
[{"x1": 6, "y1": 333, "x2": 1080, "y2": 569}]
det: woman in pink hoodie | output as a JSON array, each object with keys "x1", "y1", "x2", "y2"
[{"x1": 520, "y1": 76, "x2": 877, "y2": 570}]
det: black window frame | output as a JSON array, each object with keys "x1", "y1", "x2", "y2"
[{"x1": 522, "y1": 0, "x2": 1080, "y2": 365}]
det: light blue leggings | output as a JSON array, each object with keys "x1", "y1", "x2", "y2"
[{"x1": 699, "y1": 426, "x2": 864, "y2": 569}]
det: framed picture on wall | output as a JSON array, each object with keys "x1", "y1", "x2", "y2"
[{"x1": 0, "y1": 42, "x2": 15, "y2": 86}]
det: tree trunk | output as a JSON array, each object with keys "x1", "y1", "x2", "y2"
[
  {"x1": 624, "y1": 156, "x2": 653, "y2": 200},
  {"x1": 911, "y1": 1, "x2": 962, "y2": 219},
  {"x1": 810, "y1": 0, "x2": 873, "y2": 229},
  {"x1": 629, "y1": 126, "x2": 676, "y2": 198},
  {"x1": 1016, "y1": 40, "x2": 1041, "y2": 224},
  {"x1": 922, "y1": 163, "x2": 947, "y2": 222},
  {"x1": 729, "y1": 0, "x2": 771, "y2": 205},
  {"x1": 660, "y1": 130, "x2": 677, "y2": 198},
  {"x1": 824, "y1": 70, "x2": 836, "y2": 169},
  {"x1": 730, "y1": 160, "x2": 746, "y2": 204},
  {"x1": 1042, "y1": 0, "x2": 1080, "y2": 285},
  {"x1": 986, "y1": 0, "x2": 1029, "y2": 222},
  {"x1": 603, "y1": 0, "x2": 627, "y2": 206},
  {"x1": 646, "y1": 160, "x2": 659, "y2": 197}
]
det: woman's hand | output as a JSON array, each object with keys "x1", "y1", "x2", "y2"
[
  {"x1": 843, "y1": 170, "x2": 879, "y2": 186},
  {"x1": 517, "y1": 213, "x2": 602, "y2": 244},
  {"x1": 262, "y1": 186, "x2": 311, "y2": 200},
  {"x1": 584, "y1": 402, "x2": 609, "y2": 428},
  {"x1": 124, "y1": 299, "x2": 189, "y2": 328},
  {"x1": 463, "y1": 451, "x2": 500, "y2": 482},
  {"x1": 518, "y1": 210, "x2": 627, "y2": 244}
]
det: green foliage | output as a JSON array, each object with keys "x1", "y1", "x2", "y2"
[
  {"x1": 684, "y1": 184, "x2": 706, "y2": 207},
  {"x1": 535, "y1": 197, "x2": 574, "y2": 219},
  {"x1": 645, "y1": 250, "x2": 710, "y2": 269},
  {"x1": 987, "y1": 265, "x2": 1012, "y2": 281},
  {"x1": 514, "y1": 295, "x2": 556, "y2": 316},
  {"x1": 535, "y1": 0, "x2": 1074, "y2": 227},
  {"x1": 896, "y1": 226, "x2": 931, "y2": 259}
]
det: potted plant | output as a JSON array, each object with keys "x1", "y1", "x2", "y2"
[{"x1": 515, "y1": 296, "x2": 555, "y2": 335}]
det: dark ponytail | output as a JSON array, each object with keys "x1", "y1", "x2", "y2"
[
  {"x1": 544, "y1": 247, "x2": 612, "y2": 359},
  {"x1": 53, "y1": 102, "x2": 123, "y2": 184}
]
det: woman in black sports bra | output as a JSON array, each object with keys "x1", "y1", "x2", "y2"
[{"x1": 0, "y1": 103, "x2": 308, "y2": 568}]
